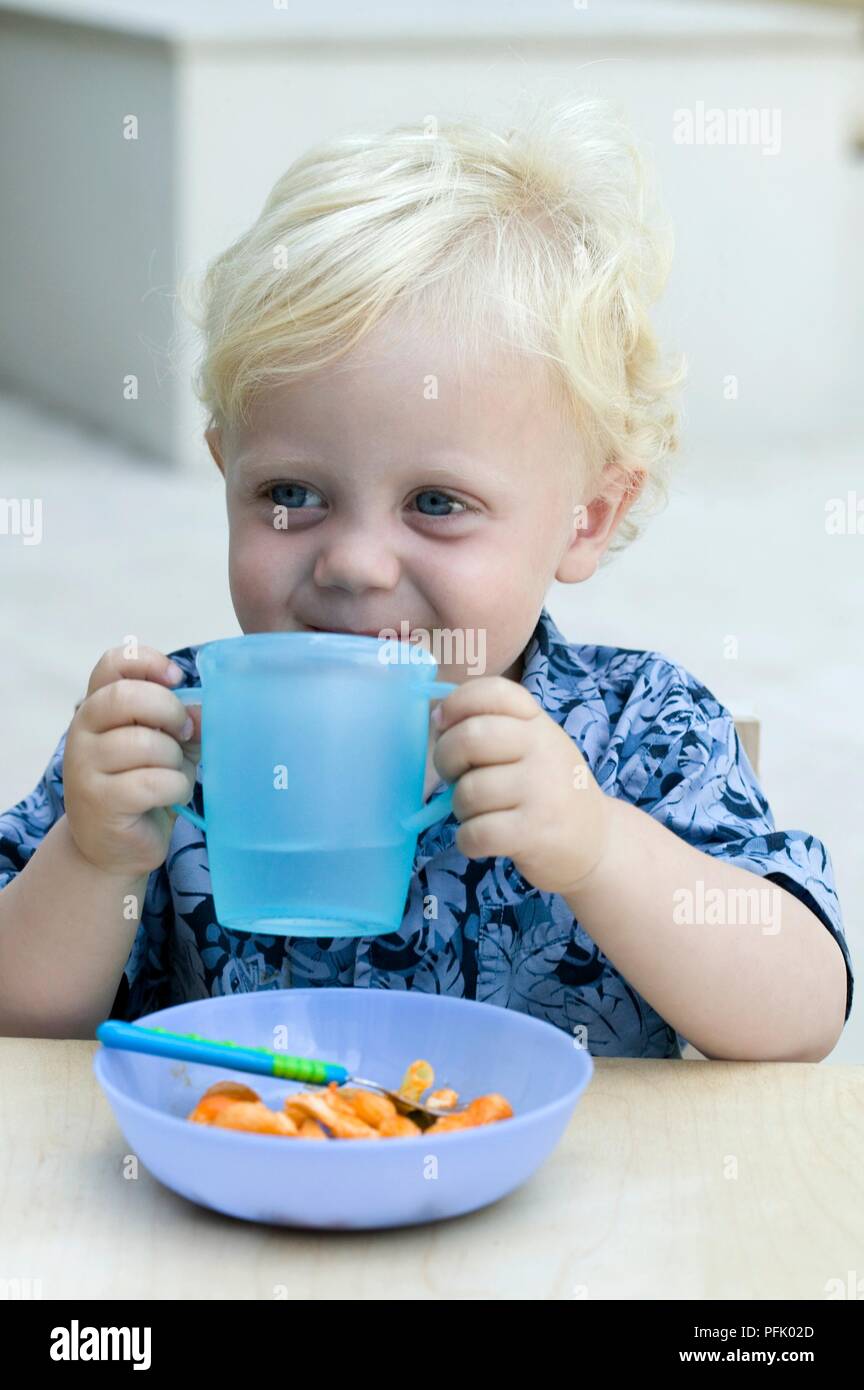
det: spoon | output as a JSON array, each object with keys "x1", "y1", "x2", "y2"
[{"x1": 96, "y1": 1020, "x2": 467, "y2": 1130}]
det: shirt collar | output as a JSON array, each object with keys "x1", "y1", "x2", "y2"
[{"x1": 519, "y1": 604, "x2": 579, "y2": 711}]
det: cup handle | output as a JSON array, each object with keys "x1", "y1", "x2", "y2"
[
  {"x1": 170, "y1": 686, "x2": 206, "y2": 831},
  {"x1": 401, "y1": 680, "x2": 458, "y2": 836}
]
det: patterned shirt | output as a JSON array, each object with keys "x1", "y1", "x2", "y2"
[{"x1": 0, "y1": 607, "x2": 853, "y2": 1056}]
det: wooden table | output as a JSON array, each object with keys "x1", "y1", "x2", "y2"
[{"x1": 1, "y1": 1040, "x2": 861, "y2": 1300}]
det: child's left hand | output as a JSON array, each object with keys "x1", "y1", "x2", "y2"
[{"x1": 431, "y1": 676, "x2": 614, "y2": 895}]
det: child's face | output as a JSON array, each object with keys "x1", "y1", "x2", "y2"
[{"x1": 207, "y1": 315, "x2": 629, "y2": 684}]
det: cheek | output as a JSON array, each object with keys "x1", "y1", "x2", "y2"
[
  {"x1": 448, "y1": 523, "x2": 539, "y2": 595},
  {"x1": 426, "y1": 539, "x2": 540, "y2": 644},
  {"x1": 458, "y1": 532, "x2": 550, "y2": 631},
  {"x1": 228, "y1": 524, "x2": 289, "y2": 605}
]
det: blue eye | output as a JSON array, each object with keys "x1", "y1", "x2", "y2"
[
  {"x1": 270, "y1": 483, "x2": 323, "y2": 509},
  {"x1": 260, "y1": 482, "x2": 476, "y2": 519},
  {"x1": 412, "y1": 489, "x2": 468, "y2": 517}
]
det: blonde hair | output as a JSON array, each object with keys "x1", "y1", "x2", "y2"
[{"x1": 183, "y1": 95, "x2": 686, "y2": 557}]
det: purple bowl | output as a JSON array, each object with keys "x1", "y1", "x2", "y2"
[{"x1": 93, "y1": 988, "x2": 593, "y2": 1229}]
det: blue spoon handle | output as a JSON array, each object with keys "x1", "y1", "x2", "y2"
[{"x1": 95, "y1": 1020, "x2": 349, "y2": 1084}]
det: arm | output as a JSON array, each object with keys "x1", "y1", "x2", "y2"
[
  {"x1": 431, "y1": 675, "x2": 850, "y2": 1064},
  {"x1": 0, "y1": 644, "x2": 200, "y2": 1040},
  {"x1": 561, "y1": 797, "x2": 848, "y2": 1062},
  {"x1": 0, "y1": 815, "x2": 148, "y2": 1039}
]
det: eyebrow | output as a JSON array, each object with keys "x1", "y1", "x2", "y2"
[
  {"x1": 233, "y1": 453, "x2": 320, "y2": 472},
  {"x1": 234, "y1": 454, "x2": 503, "y2": 485}
]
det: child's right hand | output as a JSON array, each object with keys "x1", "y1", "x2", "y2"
[{"x1": 63, "y1": 645, "x2": 201, "y2": 878}]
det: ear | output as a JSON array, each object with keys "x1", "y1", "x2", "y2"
[
  {"x1": 205, "y1": 426, "x2": 226, "y2": 477},
  {"x1": 556, "y1": 459, "x2": 644, "y2": 584}
]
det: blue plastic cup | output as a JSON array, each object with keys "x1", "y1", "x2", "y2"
[{"x1": 170, "y1": 632, "x2": 456, "y2": 937}]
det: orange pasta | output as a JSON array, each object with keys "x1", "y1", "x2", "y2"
[{"x1": 186, "y1": 1059, "x2": 513, "y2": 1139}]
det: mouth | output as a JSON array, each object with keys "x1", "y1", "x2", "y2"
[{"x1": 304, "y1": 624, "x2": 385, "y2": 638}]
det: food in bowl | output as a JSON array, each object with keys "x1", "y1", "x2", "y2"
[{"x1": 187, "y1": 1057, "x2": 513, "y2": 1138}]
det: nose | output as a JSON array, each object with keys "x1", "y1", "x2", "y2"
[{"x1": 312, "y1": 531, "x2": 401, "y2": 594}]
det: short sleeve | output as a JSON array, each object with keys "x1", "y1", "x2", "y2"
[
  {"x1": 0, "y1": 726, "x2": 70, "y2": 891},
  {"x1": 610, "y1": 655, "x2": 853, "y2": 1028}
]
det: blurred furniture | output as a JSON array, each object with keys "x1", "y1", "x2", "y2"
[
  {"x1": 0, "y1": 0, "x2": 861, "y2": 467},
  {"x1": 734, "y1": 714, "x2": 761, "y2": 776}
]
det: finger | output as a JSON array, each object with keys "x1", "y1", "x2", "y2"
[
  {"x1": 92, "y1": 725, "x2": 187, "y2": 776},
  {"x1": 434, "y1": 713, "x2": 528, "y2": 782},
  {"x1": 82, "y1": 678, "x2": 197, "y2": 742},
  {"x1": 451, "y1": 762, "x2": 524, "y2": 821},
  {"x1": 104, "y1": 766, "x2": 196, "y2": 817},
  {"x1": 179, "y1": 701, "x2": 202, "y2": 748},
  {"x1": 456, "y1": 809, "x2": 523, "y2": 862},
  {"x1": 433, "y1": 675, "x2": 539, "y2": 734},
  {"x1": 85, "y1": 645, "x2": 185, "y2": 699}
]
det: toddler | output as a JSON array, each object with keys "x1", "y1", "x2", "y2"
[{"x1": 0, "y1": 99, "x2": 852, "y2": 1057}]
